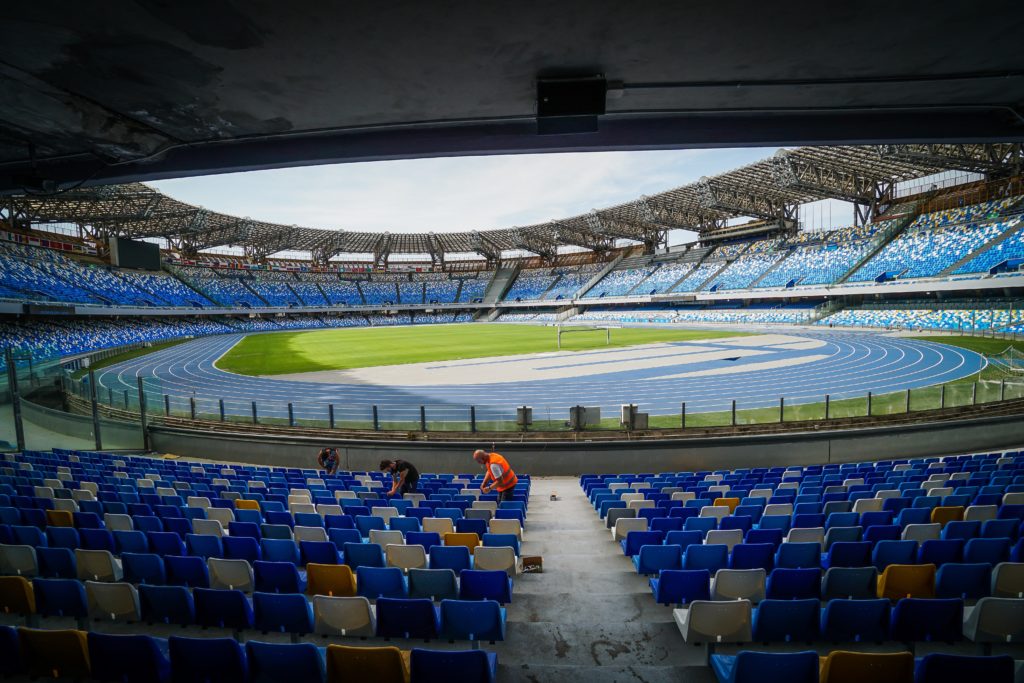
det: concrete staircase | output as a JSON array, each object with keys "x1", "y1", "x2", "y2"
[
  {"x1": 492, "y1": 478, "x2": 709, "y2": 683},
  {"x1": 835, "y1": 208, "x2": 921, "y2": 284},
  {"x1": 575, "y1": 253, "x2": 625, "y2": 298},
  {"x1": 555, "y1": 305, "x2": 578, "y2": 322},
  {"x1": 807, "y1": 299, "x2": 846, "y2": 325},
  {"x1": 693, "y1": 259, "x2": 732, "y2": 291},
  {"x1": 482, "y1": 264, "x2": 519, "y2": 303},
  {"x1": 748, "y1": 248, "x2": 794, "y2": 288},
  {"x1": 940, "y1": 218, "x2": 1024, "y2": 276}
]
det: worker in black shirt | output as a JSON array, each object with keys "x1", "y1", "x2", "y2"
[{"x1": 380, "y1": 459, "x2": 420, "y2": 496}]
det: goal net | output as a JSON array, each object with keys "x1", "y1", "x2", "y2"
[
  {"x1": 555, "y1": 324, "x2": 616, "y2": 349},
  {"x1": 988, "y1": 346, "x2": 1024, "y2": 375}
]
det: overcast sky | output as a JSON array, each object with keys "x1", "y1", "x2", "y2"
[{"x1": 150, "y1": 148, "x2": 856, "y2": 249}]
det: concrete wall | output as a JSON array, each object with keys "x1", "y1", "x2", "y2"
[
  {"x1": 149, "y1": 411, "x2": 1024, "y2": 474},
  {"x1": 21, "y1": 398, "x2": 145, "y2": 450}
]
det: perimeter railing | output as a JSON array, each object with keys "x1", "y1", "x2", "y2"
[{"x1": 4, "y1": 333, "x2": 1024, "y2": 451}]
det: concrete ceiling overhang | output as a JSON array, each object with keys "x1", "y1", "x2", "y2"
[{"x1": 0, "y1": 0, "x2": 1022, "y2": 193}]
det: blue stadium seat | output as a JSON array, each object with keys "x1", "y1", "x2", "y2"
[
  {"x1": 429, "y1": 546, "x2": 472, "y2": 572},
  {"x1": 981, "y1": 519, "x2": 1018, "y2": 539},
  {"x1": 710, "y1": 650, "x2": 818, "y2": 683},
  {"x1": 46, "y1": 527, "x2": 79, "y2": 550},
  {"x1": 774, "y1": 543, "x2": 819, "y2": 569},
  {"x1": 253, "y1": 591, "x2": 314, "y2": 636},
  {"x1": 36, "y1": 547, "x2": 76, "y2": 578},
  {"x1": 139, "y1": 584, "x2": 195, "y2": 625},
  {"x1": 632, "y1": 544, "x2": 682, "y2": 575},
  {"x1": 254, "y1": 560, "x2": 306, "y2": 593},
  {"x1": 918, "y1": 539, "x2": 963, "y2": 566},
  {"x1": 148, "y1": 531, "x2": 185, "y2": 556},
  {"x1": 410, "y1": 648, "x2": 498, "y2": 683},
  {"x1": 224, "y1": 535, "x2": 262, "y2": 562},
  {"x1": 0, "y1": 625, "x2": 23, "y2": 677},
  {"x1": 683, "y1": 544, "x2": 729, "y2": 573},
  {"x1": 246, "y1": 641, "x2": 325, "y2": 683},
  {"x1": 752, "y1": 598, "x2": 819, "y2": 643},
  {"x1": 873, "y1": 540, "x2": 917, "y2": 570},
  {"x1": 889, "y1": 597, "x2": 964, "y2": 642},
  {"x1": 730, "y1": 543, "x2": 774, "y2": 571},
  {"x1": 376, "y1": 597, "x2": 440, "y2": 639},
  {"x1": 194, "y1": 587, "x2": 254, "y2": 630},
  {"x1": 168, "y1": 636, "x2": 248, "y2": 683},
  {"x1": 863, "y1": 525, "x2": 901, "y2": 544},
  {"x1": 439, "y1": 599, "x2": 506, "y2": 643},
  {"x1": 964, "y1": 538, "x2": 1009, "y2": 564},
  {"x1": 32, "y1": 577, "x2": 88, "y2": 620},
  {"x1": 357, "y1": 566, "x2": 408, "y2": 600},
  {"x1": 650, "y1": 569, "x2": 711, "y2": 606},
  {"x1": 745, "y1": 529, "x2": 783, "y2": 547},
  {"x1": 821, "y1": 567, "x2": 877, "y2": 600},
  {"x1": 187, "y1": 534, "x2": 224, "y2": 560},
  {"x1": 389, "y1": 517, "x2": 421, "y2": 535},
  {"x1": 621, "y1": 530, "x2": 664, "y2": 556},
  {"x1": 262, "y1": 538, "x2": 301, "y2": 564},
  {"x1": 408, "y1": 569, "x2": 459, "y2": 602},
  {"x1": 935, "y1": 562, "x2": 991, "y2": 600},
  {"x1": 820, "y1": 598, "x2": 890, "y2": 642},
  {"x1": 942, "y1": 521, "x2": 980, "y2": 541},
  {"x1": 80, "y1": 528, "x2": 115, "y2": 552},
  {"x1": 356, "y1": 515, "x2": 386, "y2": 537},
  {"x1": 683, "y1": 517, "x2": 717, "y2": 537},
  {"x1": 87, "y1": 632, "x2": 170, "y2": 683},
  {"x1": 481, "y1": 533, "x2": 520, "y2": 556},
  {"x1": 455, "y1": 519, "x2": 487, "y2": 537},
  {"x1": 407, "y1": 532, "x2": 443, "y2": 552},
  {"x1": 458, "y1": 570, "x2": 513, "y2": 604},
  {"x1": 165, "y1": 555, "x2": 209, "y2": 588},
  {"x1": 914, "y1": 653, "x2": 1014, "y2": 683},
  {"x1": 665, "y1": 530, "x2": 704, "y2": 551},
  {"x1": 122, "y1": 552, "x2": 166, "y2": 585},
  {"x1": 765, "y1": 568, "x2": 819, "y2": 600},
  {"x1": 301, "y1": 540, "x2": 340, "y2": 565},
  {"x1": 343, "y1": 542, "x2": 385, "y2": 570},
  {"x1": 824, "y1": 541, "x2": 871, "y2": 568}
]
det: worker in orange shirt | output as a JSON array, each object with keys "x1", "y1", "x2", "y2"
[{"x1": 474, "y1": 449, "x2": 518, "y2": 502}]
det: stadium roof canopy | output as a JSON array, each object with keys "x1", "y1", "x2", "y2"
[
  {"x1": 9, "y1": 144, "x2": 1023, "y2": 263},
  {"x1": 0, "y1": 2, "x2": 1023, "y2": 195}
]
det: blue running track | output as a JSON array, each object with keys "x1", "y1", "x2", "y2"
[{"x1": 92, "y1": 330, "x2": 985, "y2": 422}]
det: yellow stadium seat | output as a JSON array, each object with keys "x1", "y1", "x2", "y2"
[
  {"x1": 234, "y1": 499, "x2": 261, "y2": 511},
  {"x1": 307, "y1": 563, "x2": 357, "y2": 597},
  {"x1": 326, "y1": 644, "x2": 409, "y2": 683},
  {"x1": 18, "y1": 627, "x2": 91, "y2": 680},
  {"x1": 0, "y1": 575, "x2": 35, "y2": 616},
  {"x1": 877, "y1": 563, "x2": 935, "y2": 601},
  {"x1": 930, "y1": 506, "x2": 964, "y2": 528},
  {"x1": 443, "y1": 532, "x2": 481, "y2": 554},
  {"x1": 820, "y1": 650, "x2": 914, "y2": 683},
  {"x1": 44, "y1": 509, "x2": 74, "y2": 527},
  {"x1": 714, "y1": 497, "x2": 741, "y2": 513}
]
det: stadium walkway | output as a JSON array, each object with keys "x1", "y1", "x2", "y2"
[{"x1": 496, "y1": 477, "x2": 714, "y2": 683}]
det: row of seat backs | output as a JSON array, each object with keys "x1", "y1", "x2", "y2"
[
  {"x1": 1, "y1": 626, "x2": 497, "y2": 682},
  {"x1": 709, "y1": 650, "x2": 1013, "y2": 683}
]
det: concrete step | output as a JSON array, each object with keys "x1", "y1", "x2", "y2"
[{"x1": 497, "y1": 663, "x2": 715, "y2": 683}]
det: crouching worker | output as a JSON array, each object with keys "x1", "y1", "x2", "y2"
[
  {"x1": 474, "y1": 449, "x2": 518, "y2": 502},
  {"x1": 317, "y1": 447, "x2": 339, "y2": 475},
  {"x1": 381, "y1": 459, "x2": 420, "y2": 496}
]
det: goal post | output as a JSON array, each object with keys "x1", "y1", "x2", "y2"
[{"x1": 556, "y1": 324, "x2": 614, "y2": 349}]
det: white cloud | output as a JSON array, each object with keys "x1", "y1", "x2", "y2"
[{"x1": 150, "y1": 148, "x2": 778, "y2": 235}]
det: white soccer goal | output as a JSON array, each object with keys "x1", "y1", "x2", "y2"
[
  {"x1": 989, "y1": 345, "x2": 1024, "y2": 375},
  {"x1": 555, "y1": 324, "x2": 616, "y2": 349}
]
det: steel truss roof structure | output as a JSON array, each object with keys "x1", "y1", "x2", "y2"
[{"x1": 7, "y1": 144, "x2": 1022, "y2": 264}]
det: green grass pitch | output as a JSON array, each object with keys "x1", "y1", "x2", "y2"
[{"x1": 215, "y1": 323, "x2": 751, "y2": 376}]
